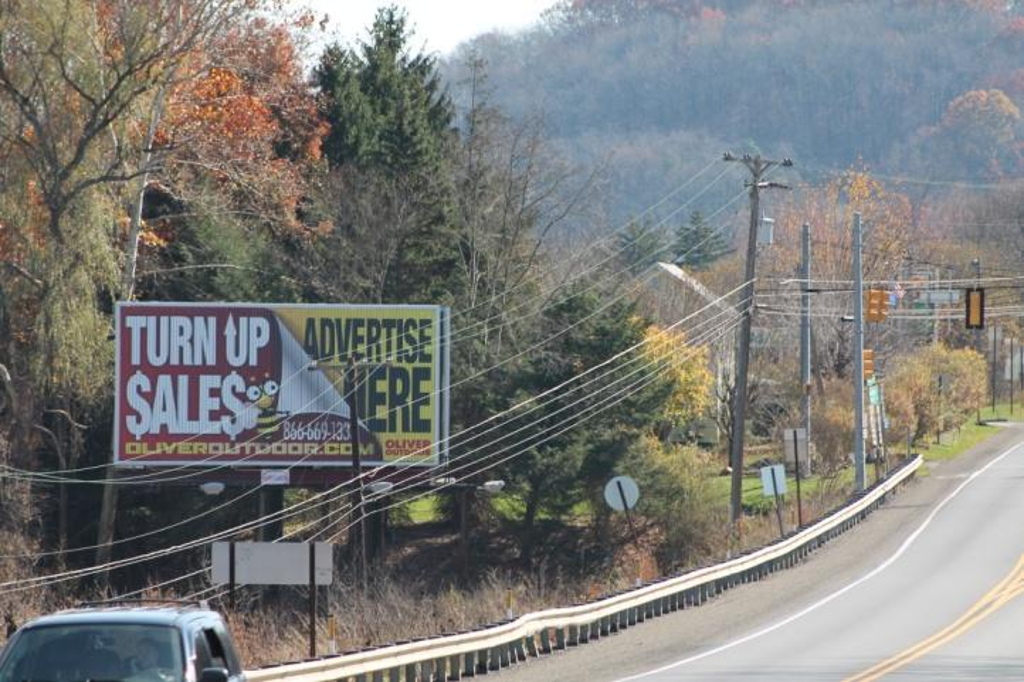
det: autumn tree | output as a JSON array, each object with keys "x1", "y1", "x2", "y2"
[
  {"x1": 0, "y1": 0, "x2": 320, "y2": 568},
  {"x1": 134, "y1": 13, "x2": 328, "y2": 303},
  {"x1": 935, "y1": 89, "x2": 1021, "y2": 179},
  {"x1": 761, "y1": 171, "x2": 915, "y2": 381}
]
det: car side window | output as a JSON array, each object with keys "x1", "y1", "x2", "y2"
[
  {"x1": 211, "y1": 624, "x2": 241, "y2": 674},
  {"x1": 202, "y1": 629, "x2": 229, "y2": 671}
]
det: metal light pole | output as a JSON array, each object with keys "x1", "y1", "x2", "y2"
[
  {"x1": 800, "y1": 223, "x2": 812, "y2": 471},
  {"x1": 852, "y1": 213, "x2": 866, "y2": 492}
]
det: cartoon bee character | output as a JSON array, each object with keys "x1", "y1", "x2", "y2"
[{"x1": 246, "y1": 376, "x2": 288, "y2": 440}]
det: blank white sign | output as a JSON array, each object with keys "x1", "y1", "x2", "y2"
[
  {"x1": 211, "y1": 542, "x2": 332, "y2": 585},
  {"x1": 760, "y1": 464, "x2": 787, "y2": 498}
]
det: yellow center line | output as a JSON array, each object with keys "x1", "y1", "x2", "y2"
[{"x1": 842, "y1": 554, "x2": 1024, "y2": 682}]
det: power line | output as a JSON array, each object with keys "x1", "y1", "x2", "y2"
[{"x1": 0, "y1": 286, "x2": 749, "y2": 584}]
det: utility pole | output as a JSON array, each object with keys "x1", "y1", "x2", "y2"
[
  {"x1": 973, "y1": 258, "x2": 983, "y2": 424},
  {"x1": 1010, "y1": 335, "x2": 1015, "y2": 416},
  {"x1": 991, "y1": 323, "x2": 998, "y2": 415},
  {"x1": 853, "y1": 213, "x2": 866, "y2": 492},
  {"x1": 723, "y1": 152, "x2": 793, "y2": 525},
  {"x1": 800, "y1": 223, "x2": 812, "y2": 475}
]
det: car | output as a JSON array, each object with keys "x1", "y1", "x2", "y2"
[{"x1": 0, "y1": 602, "x2": 245, "y2": 682}]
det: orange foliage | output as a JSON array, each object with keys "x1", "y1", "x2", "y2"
[
  {"x1": 765, "y1": 169, "x2": 913, "y2": 283},
  {"x1": 169, "y1": 67, "x2": 278, "y2": 152},
  {"x1": 158, "y1": 17, "x2": 326, "y2": 232}
]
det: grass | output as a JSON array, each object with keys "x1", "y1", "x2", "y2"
[
  {"x1": 397, "y1": 493, "x2": 594, "y2": 526},
  {"x1": 979, "y1": 400, "x2": 1024, "y2": 423},
  {"x1": 916, "y1": 402, "x2": 1018, "y2": 463},
  {"x1": 394, "y1": 402, "x2": 1020, "y2": 527}
]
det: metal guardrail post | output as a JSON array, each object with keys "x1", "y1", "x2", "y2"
[
  {"x1": 524, "y1": 634, "x2": 538, "y2": 658},
  {"x1": 447, "y1": 654, "x2": 461, "y2": 680},
  {"x1": 498, "y1": 643, "x2": 510, "y2": 668},
  {"x1": 538, "y1": 628, "x2": 551, "y2": 654},
  {"x1": 555, "y1": 627, "x2": 566, "y2": 649}
]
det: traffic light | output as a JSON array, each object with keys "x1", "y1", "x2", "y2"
[
  {"x1": 863, "y1": 349, "x2": 875, "y2": 380},
  {"x1": 966, "y1": 288, "x2": 985, "y2": 329},
  {"x1": 865, "y1": 289, "x2": 889, "y2": 323}
]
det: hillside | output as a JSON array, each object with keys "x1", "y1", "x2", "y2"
[{"x1": 446, "y1": 0, "x2": 1024, "y2": 226}]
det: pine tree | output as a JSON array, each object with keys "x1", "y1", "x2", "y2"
[
  {"x1": 314, "y1": 6, "x2": 461, "y2": 304},
  {"x1": 618, "y1": 219, "x2": 667, "y2": 274},
  {"x1": 674, "y1": 211, "x2": 730, "y2": 269}
]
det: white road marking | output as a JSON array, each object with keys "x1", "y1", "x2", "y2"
[{"x1": 611, "y1": 438, "x2": 1024, "y2": 682}]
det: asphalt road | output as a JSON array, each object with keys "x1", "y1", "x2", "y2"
[{"x1": 501, "y1": 423, "x2": 1024, "y2": 682}]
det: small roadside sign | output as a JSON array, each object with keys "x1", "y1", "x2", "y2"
[
  {"x1": 783, "y1": 428, "x2": 808, "y2": 464},
  {"x1": 261, "y1": 469, "x2": 290, "y2": 486},
  {"x1": 211, "y1": 541, "x2": 332, "y2": 586},
  {"x1": 604, "y1": 475, "x2": 642, "y2": 556},
  {"x1": 760, "y1": 464, "x2": 787, "y2": 497},
  {"x1": 604, "y1": 475, "x2": 640, "y2": 511},
  {"x1": 760, "y1": 464, "x2": 787, "y2": 536}
]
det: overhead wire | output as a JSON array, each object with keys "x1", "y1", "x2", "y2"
[
  {"x1": 4, "y1": 156, "x2": 768, "y2": 589},
  {"x1": 0, "y1": 283, "x2": 751, "y2": 590},
  {"x1": 9, "y1": 162, "x2": 741, "y2": 484}
]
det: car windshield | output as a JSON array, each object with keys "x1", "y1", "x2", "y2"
[{"x1": 0, "y1": 623, "x2": 184, "y2": 682}]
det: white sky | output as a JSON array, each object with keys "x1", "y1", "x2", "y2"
[{"x1": 296, "y1": 0, "x2": 556, "y2": 55}]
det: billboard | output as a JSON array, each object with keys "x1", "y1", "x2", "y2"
[{"x1": 114, "y1": 302, "x2": 450, "y2": 468}]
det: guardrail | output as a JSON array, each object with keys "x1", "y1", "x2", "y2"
[{"x1": 247, "y1": 455, "x2": 922, "y2": 682}]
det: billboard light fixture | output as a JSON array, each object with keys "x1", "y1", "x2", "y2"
[{"x1": 199, "y1": 481, "x2": 226, "y2": 496}]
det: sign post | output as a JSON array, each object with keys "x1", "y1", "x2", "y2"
[{"x1": 783, "y1": 429, "x2": 807, "y2": 527}]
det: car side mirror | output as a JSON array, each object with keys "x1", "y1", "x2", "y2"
[{"x1": 200, "y1": 667, "x2": 230, "y2": 682}]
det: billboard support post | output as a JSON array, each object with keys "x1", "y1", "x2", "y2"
[
  {"x1": 309, "y1": 541, "x2": 317, "y2": 658},
  {"x1": 346, "y1": 356, "x2": 367, "y2": 594},
  {"x1": 228, "y1": 541, "x2": 236, "y2": 610}
]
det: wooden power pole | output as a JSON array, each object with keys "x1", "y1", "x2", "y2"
[{"x1": 722, "y1": 152, "x2": 792, "y2": 527}]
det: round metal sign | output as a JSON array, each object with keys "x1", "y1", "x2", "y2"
[{"x1": 604, "y1": 475, "x2": 640, "y2": 511}]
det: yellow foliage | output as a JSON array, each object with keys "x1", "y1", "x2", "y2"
[
  {"x1": 640, "y1": 325, "x2": 713, "y2": 423},
  {"x1": 886, "y1": 345, "x2": 986, "y2": 442}
]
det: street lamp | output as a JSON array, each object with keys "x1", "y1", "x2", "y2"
[{"x1": 479, "y1": 480, "x2": 505, "y2": 494}]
